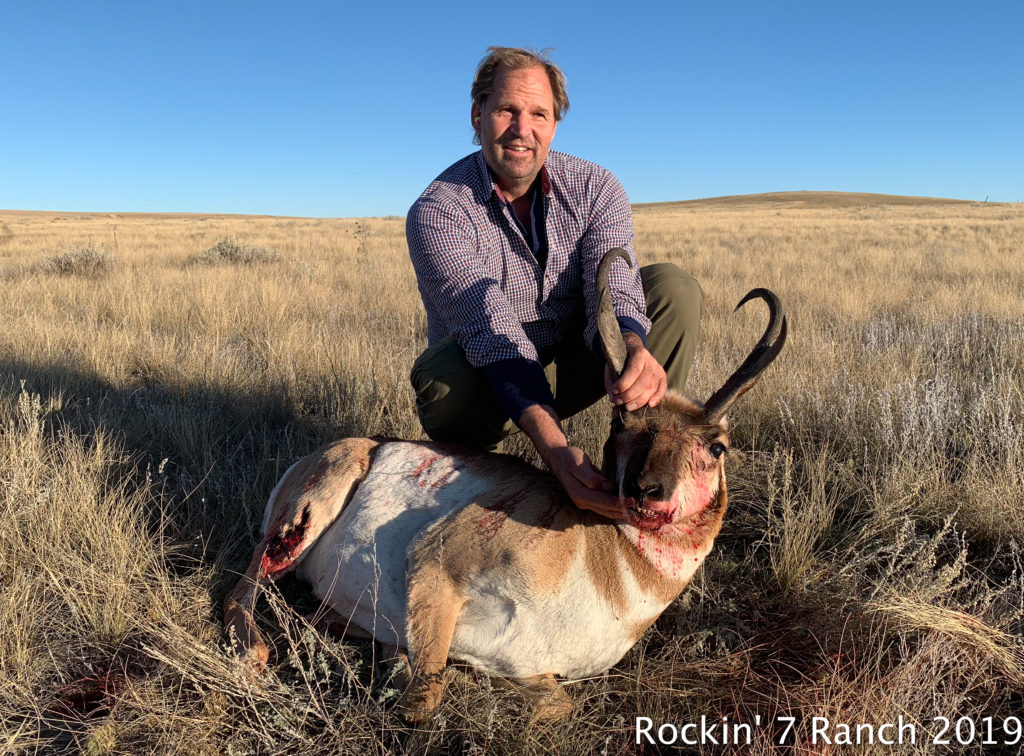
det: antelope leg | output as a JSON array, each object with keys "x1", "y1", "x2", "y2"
[
  {"x1": 494, "y1": 673, "x2": 574, "y2": 722},
  {"x1": 397, "y1": 563, "x2": 464, "y2": 722},
  {"x1": 223, "y1": 438, "x2": 379, "y2": 671},
  {"x1": 223, "y1": 553, "x2": 275, "y2": 671}
]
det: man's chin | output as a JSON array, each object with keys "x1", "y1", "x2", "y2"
[{"x1": 495, "y1": 161, "x2": 537, "y2": 182}]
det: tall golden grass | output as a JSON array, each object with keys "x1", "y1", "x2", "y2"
[{"x1": 1, "y1": 194, "x2": 1023, "y2": 754}]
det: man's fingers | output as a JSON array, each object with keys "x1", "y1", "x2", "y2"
[
  {"x1": 549, "y1": 446, "x2": 624, "y2": 520},
  {"x1": 568, "y1": 463, "x2": 602, "y2": 490},
  {"x1": 566, "y1": 481, "x2": 624, "y2": 520},
  {"x1": 614, "y1": 372, "x2": 658, "y2": 410},
  {"x1": 567, "y1": 470, "x2": 622, "y2": 518},
  {"x1": 608, "y1": 348, "x2": 669, "y2": 411},
  {"x1": 611, "y1": 357, "x2": 643, "y2": 396},
  {"x1": 648, "y1": 374, "x2": 667, "y2": 407},
  {"x1": 610, "y1": 351, "x2": 649, "y2": 394},
  {"x1": 582, "y1": 500, "x2": 626, "y2": 520}
]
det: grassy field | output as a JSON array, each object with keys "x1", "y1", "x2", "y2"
[{"x1": 1, "y1": 193, "x2": 1023, "y2": 754}]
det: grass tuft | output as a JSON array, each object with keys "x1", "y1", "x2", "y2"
[
  {"x1": 31, "y1": 246, "x2": 114, "y2": 278},
  {"x1": 188, "y1": 236, "x2": 281, "y2": 266}
]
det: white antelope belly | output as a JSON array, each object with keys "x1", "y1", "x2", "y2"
[
  {"x1": 449, "y1": 550, "x2": 656, "y2": 680},
  {"x1": 295, "y1": 442, "x2": 488, "y2": 648}
]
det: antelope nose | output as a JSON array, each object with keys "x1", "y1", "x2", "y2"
[{"x1": 639, "y1": 483, "x2": 663, "y2": 503}]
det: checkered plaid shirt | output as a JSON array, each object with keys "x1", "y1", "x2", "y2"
[{"x1": 407, "y1": 150, "x2": 650, "y2": 420}]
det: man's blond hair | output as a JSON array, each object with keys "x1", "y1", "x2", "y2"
[{"x1": 470, "y1": 46, "x2": 569, "y2": 145}]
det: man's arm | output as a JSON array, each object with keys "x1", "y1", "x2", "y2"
[
  {"x1": 408, "y1": 196, "x2": 540, "y2": 368},
  {"x1": 409, "y1": 194, "x2": 627, "y2": 517},
  {"x1": 517, "y1": 404, "x2": 624, "y2": 520}
]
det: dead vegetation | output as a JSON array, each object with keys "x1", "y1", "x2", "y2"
[
  {"x1": 187, "y1": 236, "x2": 281, "y2": 267},
  {"x1": 0, "y1": 195, "x2": 1022, "y2": 754},
  {"x1": 0, "y1": 245, "x2": 117, "y2": 281}
]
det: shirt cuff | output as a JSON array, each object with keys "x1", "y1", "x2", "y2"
[
  {"x1": 483, "y1": 358, "x2": 555, "y2": 423},
  {"x1": 589, "y1": 316, "x2": 648, "y2": 356}
]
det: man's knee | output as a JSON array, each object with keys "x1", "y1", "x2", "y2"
[
  {"x1": 410, "y1": 338, "x2": 512, "y2": 450},
  {"x1": 640, "y1": 263, "x2": 703, "y2": 391},
  {"x1": 641, "y1": 262, "x2": 704, "y2": 335}
]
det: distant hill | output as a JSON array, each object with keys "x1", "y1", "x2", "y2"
[
  {"x1": 0, "y1": 209, "x2": 296, "y2": 221},
  {"x1": 2, "y1": 191, "x2": 989, "y2": 222},
  {"x1": 633, "y1": 191, "x2": 975, "y2": 212}
]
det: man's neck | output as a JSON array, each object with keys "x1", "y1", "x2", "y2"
[
  {"x1": 496, "y1": 176, "x2": 536, "y2": 205},
  {"x1": 510, "y1": 192, "x2": 533, "y2": 231}
]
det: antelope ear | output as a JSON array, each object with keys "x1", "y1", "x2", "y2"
[{"x1": 718, "y1": 416, "x2": 729, "y2": 432}]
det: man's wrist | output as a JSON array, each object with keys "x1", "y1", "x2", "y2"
[
  {"x1": 483, "y1": 359, "x2": 555, "y2": 423},
  {"x1": 517, "y1": 404, "x2": 569, "y2": 468},
  {"x1": 622, "y1": 331, "x2": 645, "y2": 350}
]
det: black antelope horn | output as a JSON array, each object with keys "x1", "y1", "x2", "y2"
[
  {"x1": 703, "y1": 288, "x2": 787, "y2": 423},
  {"x1": 596, "y1": 248, "x2": 632, "y2": 377}
]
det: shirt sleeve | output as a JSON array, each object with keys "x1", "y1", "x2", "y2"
[
  {"x1": 577, "y1": 170, "x2": 652, "y2": 355},
  {"x1": 407, "y1": 194, "x2": 556, "y2": 421}
]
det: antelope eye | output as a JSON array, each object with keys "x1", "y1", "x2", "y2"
[{"x1": 709, "y1": 442, "x2": 727, "y2": 459}]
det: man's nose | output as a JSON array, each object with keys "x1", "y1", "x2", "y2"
[{"x1": 509, "y1": 112, "x2": 528, "y2": 136}]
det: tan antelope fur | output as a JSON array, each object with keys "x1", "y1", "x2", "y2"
[{"x1": 223, "y1": 249, "x2": 786, "y2": 721}]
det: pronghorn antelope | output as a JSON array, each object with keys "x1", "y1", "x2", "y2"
[{"x1": 223, "y1": 249, "x2": 786, "y2": 721}]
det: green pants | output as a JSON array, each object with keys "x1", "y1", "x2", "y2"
[{"x1": 410, "y1": 263, "x2": 703, "y2": 450}]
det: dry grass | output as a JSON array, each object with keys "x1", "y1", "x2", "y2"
[{"x1": 1, "y1": 193, "x2": 1023, "y2": 754}]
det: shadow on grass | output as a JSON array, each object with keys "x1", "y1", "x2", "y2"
[{"x1": 0, "y1": 355, "x2": 371, "y2": 571}]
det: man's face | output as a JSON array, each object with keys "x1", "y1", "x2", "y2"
[{"x1": 472, "y1": 64, "x2": 557, "y2": 196}]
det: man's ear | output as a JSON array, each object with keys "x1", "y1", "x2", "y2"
[{"x1": 471, "y1": 102, "x2": 482, "y2": 138}]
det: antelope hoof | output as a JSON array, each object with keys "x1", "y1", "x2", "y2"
[
  {"x1": 395, "y1": 671, "x2": 447, "y2": 723},
  {"x1": 497, "y1": 674, "x2": 573, "y2": 721},
  {"x1": 226, "y1": 636, "x2": 270, "y2": 679},
  {"x1": 243, "y1": 643, "x2": 270, "y2": 675},
  {"x1": 379, "y1": 646, "x2": 412, "y2": 693},
  {"x1": 529, "y1": 684, "x2": 573, "y2": 722},
  {"x1": 225, "y1": 620, "x2": 270, "y2": 674}
]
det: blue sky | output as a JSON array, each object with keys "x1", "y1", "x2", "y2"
[{"x1": 2, "y1": 1, "x2": 1021, "y2": 217}]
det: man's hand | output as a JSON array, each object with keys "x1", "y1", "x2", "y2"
[
  {"x1": 605, "y1": 332, "x2": 667, "y2": 411},
  {"x1": 517, "y1": 404, "x2": 625, "y2": 520},
  {"x1": 545, "y1": 445, "x2": 623, "y2": 520}
]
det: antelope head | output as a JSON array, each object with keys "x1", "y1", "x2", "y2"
[{"x1": 596, "y1": 248, "x2": 787, "y2": 533}]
